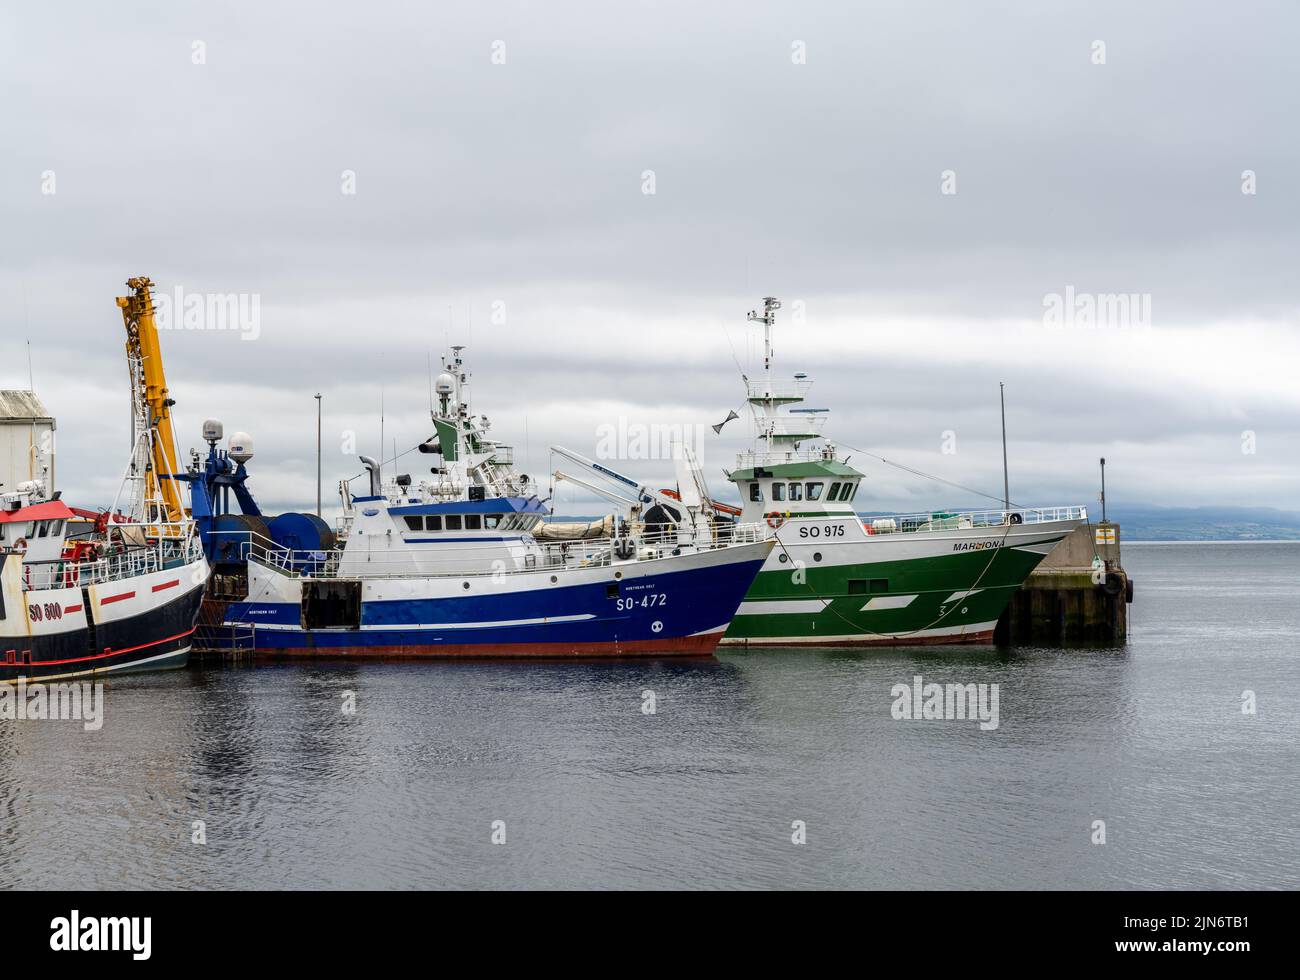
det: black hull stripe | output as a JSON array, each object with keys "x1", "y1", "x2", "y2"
[
  {"x1": 23, "y1": 626, "x2": 196, "y2": 666},
  {"x1": 2, "y1": 581, "x2": 205, "y2": 681}
]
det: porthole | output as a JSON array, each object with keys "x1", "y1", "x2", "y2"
[
  {"x1": 550, "y1": 575, "x2": 558, "y2": 583},
  {"x1": 614, "y1": 571, "x2": 622, "y2": 579},
  {"x1": 463, "y1": 581, "x2": 471, "y2": 590},
  {"x1": 813, "y1": 552, "x2": 822, "y2": 562},
  {"x1": 778, "y1": 553, "x2": 788, "y2": 563}
]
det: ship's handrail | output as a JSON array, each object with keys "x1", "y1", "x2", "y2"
[
  {"x1": 747, "y1": 379, "x2": 812, "y2": 401},
  {"x1": 859, "y1": 505, "x2": 1087, "y2": 533},
  {"x1": 761, "y1": 415, "x2": 828, "y2": 437},
  {"x1": 735, "y1": 447, "x2": 839, "y2": 468},
  {"x1": 17, "y1": 529, "x2": 203, "y2": 590},
  {"x1": 375, "y1": 476, "x2": 542, "y2": 504},
  {"x1": 231, "y1": 521, "x2": 772, "y2": 580}
]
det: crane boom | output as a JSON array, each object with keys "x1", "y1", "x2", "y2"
[
  {"x1": 548, "y1": 443, "x2": 724, "y2": 545},
  {"x1": 116, "y1": 276, "x2": 186, "y2": 527}
]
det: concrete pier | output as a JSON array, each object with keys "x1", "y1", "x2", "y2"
[{"x1": 994, "y1": 522, "x2": 1131, "y2": 645}]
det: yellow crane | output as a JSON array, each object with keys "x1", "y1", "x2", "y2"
[{"x1": 116, "y1": 276, "x2": 186, "y2": 530}]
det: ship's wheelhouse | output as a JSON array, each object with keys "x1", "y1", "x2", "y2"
[
  {"x1": 733, "y1": 462, "x2": 865, "y2": 523},
  {"x1": 745, "y1": 478, "x2": 860, "y2": 505},
  {"x1": 389, "y1": 496, "x2": 547, "y2": 538}
]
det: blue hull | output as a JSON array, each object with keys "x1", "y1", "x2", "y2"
[{"x1": 212, "y1": 555, "x2": 768, "y2": 657}]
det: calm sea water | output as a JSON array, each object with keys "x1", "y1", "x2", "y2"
[{"x1": 2, "y1": 542, "x2": 1297, "y2": 890}]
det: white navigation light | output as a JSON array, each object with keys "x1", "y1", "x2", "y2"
[{"x1": 228, "y1": 431, "x2": 254, "y2": 464}]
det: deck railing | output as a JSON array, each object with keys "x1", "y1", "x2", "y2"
[
  {"x1": 735, "y1": 447, "x2": 837, "y2": 468},
  {"x1": 17, "y1": 529, "x2": 204, "y2": 591},
  {"x1": 861, "y1": 505, "x2": 1087, "y2": 534},
  {"x1": 225, "y1": 520, "x2": 772, "y2": 581},
  {"x1": 747, "y1": 379, "x2": 812, "y2": 402}
]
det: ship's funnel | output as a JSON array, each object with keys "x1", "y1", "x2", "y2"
[{"x1": 359, "y1": 455, "x2": 381, "y2": 496}]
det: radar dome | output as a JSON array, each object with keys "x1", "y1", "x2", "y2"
[
  {"x1": 228, "y1": 431, "x2": 254, "y2": 464},
  {"x1": 202, "y1": 419, "x2": 224, "y2": 442},
  {"x1": 435, "y1": 373, "x2": 455, "y2": 396}
]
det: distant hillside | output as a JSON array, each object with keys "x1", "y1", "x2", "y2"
[{"x1": 1104, "y1": 505, "x2": 1300, "y2": 541}]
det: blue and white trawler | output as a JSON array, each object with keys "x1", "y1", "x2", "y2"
[{"x1": 211, "y1": 349, "x2": 773, "y2": 658}]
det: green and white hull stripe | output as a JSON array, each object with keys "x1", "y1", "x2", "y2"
[{"x1": 721, "y1": 515, "x2": 1082, "y2": 646}]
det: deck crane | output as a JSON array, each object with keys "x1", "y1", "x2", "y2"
[
  {"x1": 548, "y1": 443, "x2": 722, "y2": 546},
  {"x1": 115, "y1": 276, "x2": 187, "y2": 534}
]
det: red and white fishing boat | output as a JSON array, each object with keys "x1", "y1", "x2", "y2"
[
  {"x1": 0, "y1": 482, "x2": 207, "y2": 682},
  {"x1": 0, "y1": 277, "x2": 209, "y2": 683}
]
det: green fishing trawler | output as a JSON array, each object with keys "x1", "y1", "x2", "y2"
[{"x1": 720, "y1": 297, "x2": 1086, "y2": 646}]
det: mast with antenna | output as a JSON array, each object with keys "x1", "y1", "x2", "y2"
[
  {"x1": 747, "y1": 297, "x2": 782, "y2": 458},
  {"x1": 999, "y1": 382, "x2": 1010, "y2": 512}
]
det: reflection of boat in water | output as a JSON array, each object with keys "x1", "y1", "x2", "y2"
[
  {"x1": 199, "y1": 348, "x2": 772, "y2": 658},
  {"x1": 1, "y1": 278, "x2": 208, "y2": 681},
  {"x1": 718, "y1": 297, "x2": 1087, "y2": 646}
]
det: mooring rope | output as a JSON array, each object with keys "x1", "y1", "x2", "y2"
[{"x1": 767, "y1": 516, "x2": 1017, "y2": 642}]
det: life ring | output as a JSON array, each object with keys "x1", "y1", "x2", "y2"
[{"x1": 765, "y1": 512, "x2": 786, "y2": 530}]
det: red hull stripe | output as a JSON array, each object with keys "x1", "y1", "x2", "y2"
[
  {"x1": 152, "y1": 579, "x2": 180, "y2": 593},
  {"x1": 32, "y1": 627, "x2": 196, "y2": 667},
  {"x1": 100, "y1": 590, "x2": 136, "y2": 605},
  {"x1": 245, "y1": 632, "x2": 724, "y2": 660},
  {"x1": 63, "y1": 604, "x2": 82, "y2": 614}
]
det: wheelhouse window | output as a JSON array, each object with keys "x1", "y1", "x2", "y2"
[
  {"x1": 806, "y1": 482, "x2": 823, "y2": 501},
  {"x1": 749, "y1": 482, "x2": 762, "y2": 502},
  {"x1": 465, "y1": 515, "x2": 482, "y2": 531},
  {"x1": 484, "y1": 514, "x2": 503, "y2": 529},
  {"x1": 828, "y1": 482, "x2": 842, "y2": 501},
  {"x1": 426, "y1": 515, "x2": 442, "y2": 532},
  {"x1": 839, "y1": 483, "x2": 854, "y2": 501},
  {"x1": 788, "y1": 483, "x2": 803, "y2": 501},
  {"x1": 404, "y1": 516, "x2": 424, "y2": 532},
  {"x1": 445, "y1": 515, "x2": 463, "y2": 531},
  {"x1": 848, "y1": 482, "x2": 860, "y2": 501},
  {"x1": 771, "y1": 483, "x2": 786, "y2": 501}
]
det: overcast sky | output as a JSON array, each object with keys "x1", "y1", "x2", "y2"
[{"x1": 2, "y1": 1, "x2": 1296, "y2": 518}]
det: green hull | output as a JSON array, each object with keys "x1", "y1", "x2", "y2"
[{"x1": 721, "y1": 519, "x2": 1079, "y2": 646}]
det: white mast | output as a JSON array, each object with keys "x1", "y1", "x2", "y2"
[{"x1": 747, "y1": 297, "x2": 781, "y2": 459}]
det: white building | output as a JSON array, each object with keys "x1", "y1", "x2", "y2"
[{"x1": 0, "y1": 390, "x2": 55, "y2": 495}]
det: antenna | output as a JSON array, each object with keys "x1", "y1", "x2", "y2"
[
  {"x1": 379, "y1": 389, "x2": 384, "y2": 487},
  {"x1": 999, "y1": 382, "x2": 1010, "y2": 512},
  {"x1": 315, "y1": 393, "x2": 322, "y2": 517},
  {"x1": 746, "y1": 296, "x2": 781, "y2": 379},
  {"x1": 747, "y1": 297, "x2": 782, "y2": 457}
]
